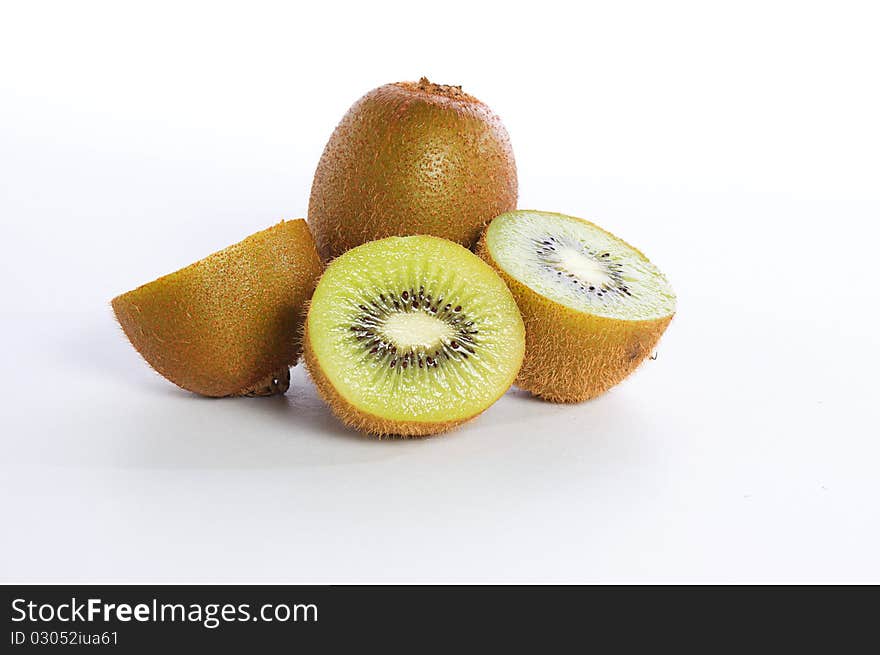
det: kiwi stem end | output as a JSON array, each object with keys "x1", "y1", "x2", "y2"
[{"x1": 239, "y1": 367, "x2": 291, "y2": 397}]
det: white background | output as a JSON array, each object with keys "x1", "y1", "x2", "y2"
[{"x1": 2, "y1": 1, "x2": 878, "y2": 582}]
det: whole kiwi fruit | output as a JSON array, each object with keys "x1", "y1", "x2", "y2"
[
  {"x1": 112, "y1": 220, "x2": 323, "y2": 397},
  {"x1": 308, "y1": 77, "x2": 517, "y2": 261}
]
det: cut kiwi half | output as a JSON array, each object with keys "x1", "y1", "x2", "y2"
[
  {"x1": 112, "y1": 220, "x2": 323, "y2": 397},
  {"x1": 478, "y1": 210, "x2": 676, "y2": 403},
  {"x1": 304, "y1": 235, "x2": 525, "y2": 437}
]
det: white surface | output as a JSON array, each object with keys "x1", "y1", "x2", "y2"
[{"x1": 2, "y1": 1, "x2": 879, "y2": 583}]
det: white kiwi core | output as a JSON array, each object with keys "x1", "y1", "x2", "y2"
[
  {"x1": 379, "y1": 312, "x2": 455, "y2": 349},
  {"x1": 557, "y1": 246, "x2": 614, "y2": 287}
]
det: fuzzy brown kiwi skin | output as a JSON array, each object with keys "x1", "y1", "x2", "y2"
[
  {"x1": 308, "y1": 77, "x2": 517, "y2": 261},
  {"x1": 476, "y1": 214, "x2": 674, "y2": 403},
  {"x1": 111, "y1": 220, "x2": 324, "y2": 398}
]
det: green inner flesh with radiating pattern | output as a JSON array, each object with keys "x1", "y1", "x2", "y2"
[
  {"x1": 486, "y1": 211, "x2": 676, "y2": 320},
  {"x1": 308, "y1": 236, "x2": 524, "y2": 423}
]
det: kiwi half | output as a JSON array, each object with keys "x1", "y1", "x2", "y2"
[
  {"x1": 478, "y1": 211, "x2": 676, "y2": 403},
  {"x1": 308, "y1": 77, "x2": 517, "y2": 261},
  {"x1": 304, "y1": 236, "x2": 525, "y2": 437},
  {"x1": 112, "y1": 220, "x2": 323, "y2": 397}
]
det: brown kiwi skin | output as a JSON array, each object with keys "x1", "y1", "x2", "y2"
[
  {"x1": 111, "y1": 220, "x2": 323, "y2": 398},
  {"x1": 308, "y1": 77, "x2": 517, "y2": 261},
  {"x1": 476, "y1": 213, "x2": 674, "y2": 403}
]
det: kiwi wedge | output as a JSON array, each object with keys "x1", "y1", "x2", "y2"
[
  {"x1": 304, "y1": 236, "x2": 525, "y2": 437},
  {"x1": 112, "y1": 220, "x2": 323, "y2": 397},
  {"x1": 308, "y1": 77, "x2": 517, "y2": 261},
  {"x1": 478, "y1": 210, "x2": 676, "y2": 403}
]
